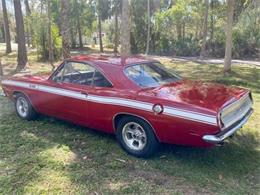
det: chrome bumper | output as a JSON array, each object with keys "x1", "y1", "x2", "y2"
[{"x1": 202, "y1": 109, "x2": 253, "y2": 144}]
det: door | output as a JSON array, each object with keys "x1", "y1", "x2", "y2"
[
  {"x1": 85, "y1": 70, "x2": 117, "y2": 132},
  {"x1": 41, "y1": 61, "x2": 96, "y2": 126}
]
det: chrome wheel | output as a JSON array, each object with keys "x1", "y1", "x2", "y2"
[
  {"x1": 16, "y1": 96, "x2": 29, "y2": 118},
  {"x1": 122, "y1": 122, "x2": 147, "y2": 151}
]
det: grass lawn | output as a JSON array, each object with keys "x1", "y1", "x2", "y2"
[{"x1": 0, "y1": 44, "x2": 259, "y2": 194}]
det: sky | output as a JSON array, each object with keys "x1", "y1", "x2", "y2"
[{"x1": 1, "y1": 0, "x2": 26, "y2": 14}]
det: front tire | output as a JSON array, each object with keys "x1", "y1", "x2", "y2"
[
  {"x1": 15, "y1": 93, "x2": 37, "y2": 120},
  {"x1": 116, "y1": 116, "x2": 159, "y2": 158}
]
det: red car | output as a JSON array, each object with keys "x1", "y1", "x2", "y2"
[{"x1": 1, "y1": 55, "x2": 253, "y2": 157}]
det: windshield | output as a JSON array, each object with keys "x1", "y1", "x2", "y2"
[{"x1": 124, "y1": 62, "x2": 181, "y2": 88}]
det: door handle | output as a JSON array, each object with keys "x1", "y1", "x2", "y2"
[{"x1": 80, "y1": 91, "x2": 88, "y2": 97}]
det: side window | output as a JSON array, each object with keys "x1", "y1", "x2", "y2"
[
  {"x1": 93, "y1": 71, "x2": 113, "y2": 88},
  {"x1": 52, "y1": 61, "x2": 113, "y2": 87},
  {"x1": 53, "y1": 62, "x2": 95, "y2": 86}
]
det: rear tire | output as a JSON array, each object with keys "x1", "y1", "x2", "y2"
[
  {"x1": 116, "y1": 116, "x2": 159, "y2": 158},
  {"x1": 15, "y1": 93, "x2": 38, "y2": 120}
]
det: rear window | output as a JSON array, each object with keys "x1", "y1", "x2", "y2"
[{"x1": 124, "y1": 62, "x2": 181, "y2": 88}]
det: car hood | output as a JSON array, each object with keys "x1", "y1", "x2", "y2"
[{"x1": 138, "y1": 80, "x2": 248, "y2": 112}]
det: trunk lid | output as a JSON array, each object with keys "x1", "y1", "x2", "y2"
[{"x1": 138, "y1": 80, "x2": 248, "y2": 112}]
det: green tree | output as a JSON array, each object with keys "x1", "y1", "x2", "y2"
[
  {"x1": 48, "y1": 0, "x2": 55, "y2": 70},
  {"x1": 24, "y1": 0, "x2": 32, "y2": 47},
  {"x1": 113, "y1": 0, "x2": 120, "y2": 55},
  {"x1": 60, "y1": 0, "x2": 70, "y2": 58},
  {"x1": 145, "y1": 0, "x2": 151, "y2": 54},
  {"x1": 121, "y1": 0, "x2": 131, "y2": 57},
  {"x1": 96, "y1": 0, "x2": 111, "y2": 52},
  {"x1": 200, "y1": 0, "x2": 209, "y2": 59}
]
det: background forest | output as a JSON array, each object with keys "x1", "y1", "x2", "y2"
[{"x1": 0, "y1": 0, "x2": 259, "y2": 74}]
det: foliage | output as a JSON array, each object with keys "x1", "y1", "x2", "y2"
[
  {"x1": 51, "y1": 24, "x2": 62, "y2": 59},
  {"x1": 127, "y1": 0, "x2": 259, "y2": 58},
  {"x1": 232, "y1": 2, "x2": 260, "y2": 58},
  {"x1": 31, "y1": 7, "x2": 62, "y2": 61},
  {"x1": 2, "y1": 0, "x2": 258, "y2": 59},
  {"x1": 70, "y1": 0, "x2": 96, "y2": 48}
]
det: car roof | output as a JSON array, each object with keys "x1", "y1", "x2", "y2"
[
  {"x1": 66, "y1": 54, "x2": 158, "y2": 89},
  {"x1": 69, "y1": 54, "x2": 156, "y2": 68}
]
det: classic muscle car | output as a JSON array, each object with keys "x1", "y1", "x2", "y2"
[{"x1": 1, "y1": 55, "x2": 253, "y2": 157}]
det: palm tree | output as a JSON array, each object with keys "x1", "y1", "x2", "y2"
[
  {"x1": 47, "y1": 0, "x2": 55, "y2": 70},
  {"x1": 200, "y1": 0, "x2": 209, "y2": 59},
  {"x1": 97, "y1": 0, "x2": 104, "y2": 52},
  {"x1": 60, "y1": 0, "x2": 71, "y2": 59},
  {"x1": 1, "y1": 0, "x2": 12, "y2": 54},
  {"x1": 224, "y1": 0, "x2": 235, "y2": 73},
  {"x1": 13, "y1": 0, "x2": 28, "y2": 70},
  {"x1": 145, "y1": 0, "x2": 151, "y2": 55},
  {"x1": 75, "y1": 0, "x2": 83, "y2": 48},
  {"x1": 98, "y1": 13, "x2": 103, "y2": 52},
  {"x1": 24, "y1": 0, "x2": 32, "y2": 47},
  {"x1": 120, "y1": 0, "x2": 131, "y2": 57},
  {"x1": 113, "y1": 0, "x2": 119, "y2": 55}
]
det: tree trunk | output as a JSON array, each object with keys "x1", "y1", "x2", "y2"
[
  {"x1": 2, "y1": 0, "x2": 12, "y2": 54},
  {"x1": 224, "y1": 0, "x2": 235, "y2": 73},
  {"x1": 113, "y1": 0, "x2": 119, "y2": 55},
  {"x1": 60, "y1": 0, "x2": 71, "y2": 59},
  {"x1": 48, "y1": 0, "x2": 55, "y2": 70},
  {"x1": 75, "y1": 0, "x2": 83, "y2": 48},
  {"x1": 145, "y1": 0, "x2": 151, "y2": 55},
  {"x1": 24, "y1": 0, "x2": 31, "y2": 47},
  {"x1": 200, "y1": 0, "x2": 209, "y2": 59},
  {"x1": 98, "y1": 15, "x2": 103, "y2": 52},
  {"x1": 14, "y1": 0, "x2": 28, "y2": 70},
  {"x1": 176, "y1": 22, "x2": 182, "y2": 39},
  {"x1": 195, "y1": 22, "x2": 199, "y2": 39},
  {"x1": 210, "y1": 0, "x2": 214, "y2": 53},
  {"x1": 77, "y1": 18, "x2": 83, "y2": 48},
  {"x1": 24, "y1": 0, "x2": 31, "y2": 14},
  {"x1": 182, "y1": 22, "x2": 185, "y2": 38},
  {"x1": 1, "y1": 25, "x2": 5, "y2": 42},
  {"x1": 120, "y1": 0, "x2": 131, "y2": 58}
]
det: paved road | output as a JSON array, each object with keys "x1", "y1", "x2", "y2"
[{"x1": 151, "y1": 55, "x2": 260, "y2": 66}]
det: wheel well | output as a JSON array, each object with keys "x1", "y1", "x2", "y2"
[
  {"x1": 12, "y1": 91, "x2": 37, "y2": 111},
  {"x1": 113, "y1": 113, "x2": 159, "y2": 141},
  {"x1": 13, "y1": 91, "x2": 24, "y2": 99}
]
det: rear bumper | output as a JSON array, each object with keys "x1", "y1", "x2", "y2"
[{"x1": 202, "y1": 109, "x2": 253, "y2": 144}]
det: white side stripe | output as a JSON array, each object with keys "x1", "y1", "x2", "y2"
[
  {"x1": 88, "y1": 95, "x2": 153, "y2": 112},
  {"x1": 1, "y1": 80, "x2": 217, "y2": 126},
  {"x1": 164, "y1": 107, "x2": 217, "y2": 125}
]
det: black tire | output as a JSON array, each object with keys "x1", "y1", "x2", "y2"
[
  {"x1": 116, "y1": 116, "x2": 159, "y2": 158},
  {"x1": 15, "y1": 93, "x2": 38, "y2": 120}
]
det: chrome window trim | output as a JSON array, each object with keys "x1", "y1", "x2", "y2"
[{"x1": 50, "y1": 60, "x2": 114, "y2": 88}]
